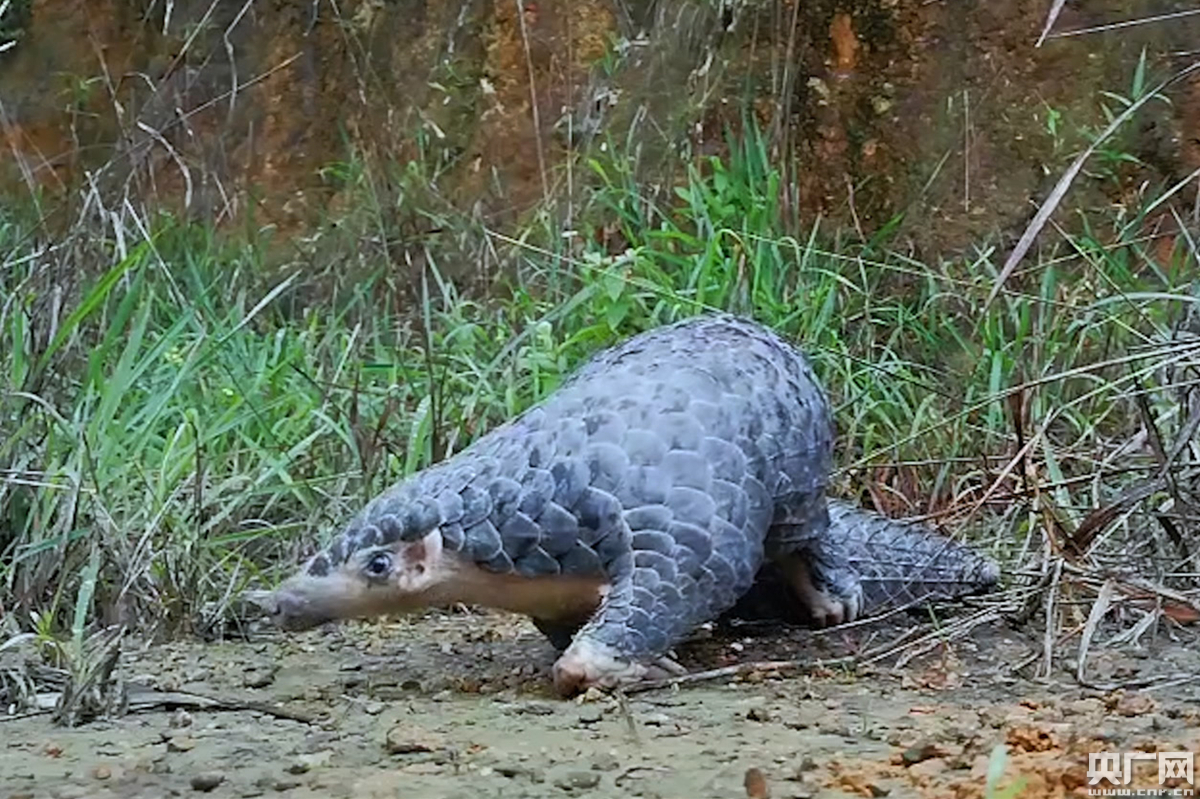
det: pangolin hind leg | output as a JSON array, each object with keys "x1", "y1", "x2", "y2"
[{"x1": 762, "y1": 493, "x2": 864, "y2": 627}]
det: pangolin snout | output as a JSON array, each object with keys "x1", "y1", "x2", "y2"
[{"x1": 260, "y1": 588, "x2": 332, "y2": 632}]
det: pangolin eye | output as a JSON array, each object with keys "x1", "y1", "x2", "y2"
[{"x1": 363, "y1": 552, "x2": 393, "y2": 580}]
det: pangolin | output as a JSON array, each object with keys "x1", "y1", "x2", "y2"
[{"x1": 261, "y1": 315, "x2": 998, "y2": 695}]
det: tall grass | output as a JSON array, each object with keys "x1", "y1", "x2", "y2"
[{"x1": 1, "y1": 114, "x2": 1195, "y2": 648}]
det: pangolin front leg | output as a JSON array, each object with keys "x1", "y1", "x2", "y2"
[
  {"x1": 551, "y1": 553, "x2": 702, "y2": 695},
  {"x1": 552, "y1": 500, "x2": 763, "y2": 695}
]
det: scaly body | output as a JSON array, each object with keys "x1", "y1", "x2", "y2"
[{"x1": 264, "y1": 315, "x2": 998, "y2": 694}]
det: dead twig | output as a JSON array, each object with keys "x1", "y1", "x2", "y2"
[
  {"x1": 124, "y1": 686, "x2": 321, "y2": 724},
  {"x1": 1076, "y1": 578, "x2": 1116, "y2": 685},
  {"x1": 622, "y1": 656, "x2": 858, "y2": 695},
  {"x1": 1035, "y1": 0, "x2": 1069, "y2": 47}
]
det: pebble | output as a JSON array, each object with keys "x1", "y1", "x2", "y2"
[
  {"x1": 744, "y1": 767, "x2": 770, "y2": 798},
  {"x1": 167, "y1": 735, "x2": 197, "y2": 753},
  {"x1": 554, "y1": 771, "x2": 601, "y2": 791},
  {"x1": 190, "y1": 772, "x2": 224, "y2": 792},
  {"x1": 591, "y1": 753, "x2": 620, "y2": 772},
  {"x1": 287, "y1": 750, "x2": 332, "y2": 774},
  {"x1": 1116, "y1": 694, "x2": 1155, "y2": 717},
  {"x1": 901, "y1": 742, "x2": 943, "y2": 766},
  {"x1": 495, "y1": 764, "x2": 546, "y2": 783},
  {"x1": 577, "y1": 707, "x2": 604, "y2": 725},
  {"x1": 385, "y1": 724, "x2": 444, "y2": 754},
  {"x1": 243, "y1": 669, "x2": 275, "y2": 689},
  {"x1": 363, "y1": 701, "x2": 386, "y2": 716},
  {"x1": 299, "y1": 733, "x2": 337, "y2": 754}
]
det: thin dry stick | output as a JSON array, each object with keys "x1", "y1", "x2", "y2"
[
  {"x1": 889, "y1": 606, "x2": 1009, "y2": 669},
  {"x1": 1035, "y1": 0, "x2": 1068, "y2": 47},
  {"x1": 985, "y1": 60, "x2": 1200, "y2": 310},
  {"x1": 622, "y1": 656, "x2": 858, "y2": 695},
  {"x1": 963, "y1": 89, "x2": 970, "y2": 212},
  {"x1": 222, "y1": 0, "x2": 256, "y2": 124},
  {"x1": 1048, "y1": 9, "x2": 1200, "y2": 40},
  {"x1": 514, "y1": 0, "x2": 549, "y2": 205},
  {"x1": 1075, "y1": 578, "x2": 1115, "y2": 684},
  {"x1": 1042, "y1": 558, "x2": 1064, "y2": 678}
]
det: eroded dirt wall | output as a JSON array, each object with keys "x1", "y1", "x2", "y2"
[{"x1": 1, "y1": 0, "x2": 1196, "y2": 255}]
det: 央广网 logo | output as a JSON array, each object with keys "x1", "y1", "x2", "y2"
[{"x1": 1088, "y1": 752, "x2": 1195, "y2": 796}]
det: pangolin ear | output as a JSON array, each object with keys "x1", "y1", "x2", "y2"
[{"x1": 394, "y1": 529, "x2": 444, "y2": 592}]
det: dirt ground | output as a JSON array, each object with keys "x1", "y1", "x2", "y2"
[{"x1": 3, "y1": 607, "x2": 1199, "y2": 799}]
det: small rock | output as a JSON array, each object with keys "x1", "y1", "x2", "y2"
[
  {"x1": 901, "y1": 742, "x2": 944, "y2": 766},
  {"x1": 1115, "y1": 693, "x2": 1155, "y2": 717},
  {"x1": 591, "y1": 753, "x2": 620, "y2": 772},
  {"x1": 746, "y1": 707, "x2": 773, "y2": 723},
  {"x1": 642, "y1": 712, "x2": 671, "y2": 726},
  {"x1": 400, "y1": 762, "x2": 445, "y2": 775},
  {"x1": 789, "y1": 755, "x2": 819, "y2": 777},
  {"x1": 384, "y1": 724, "x2": 444, "y2": 755},
  {"x1": 190, "y1": 772, "x2": 224, "y2": 792},
  {"x1": 167, "y1": 735, "x2": 197, "y2": 753},
  {"x1": 577, "y1": 707, "x2": 604, "y2": 725},
  {"x1": 92, "y1": 765, "x2": 112, "y2": 780},
  {"x1": 579, "y1": 687, "x2": 606, "y2": 703},
  {"x1": 363, "y1": 701, "x2": 386, "y2": 716},
  {"x1": 296, "y1": 732, "x2": 337, "y2": 755},
  {"x1": 170, "y1": 709, "x2": 194, "y2": 728},
  {"x1": 518, "y1": 702, "x2": 556, "y2": 716},
  {"x1": 555, "y1": 771, "x2": 601, "y2": 791},
  {"x1": 907, "y1": 757, "x2": 948, "y2": 782},
  {"x1": 1064, "y1": 697, "x2": 1102, "y2": 716},
  {"x1": 287, "y1": 750, "x2": 332, "y2": 775},
  {"x1": 273, "y1": 777, "x2": 302, "y2": 791},
  {"x1": 495, "y1": 764, "x2": 545, "y2": 783},
  {"x1": 243, "y1": 668, "x2": 276, "y2": 689},
  {"x1": 744, "y1": 767, "x2": 770, "y2": 798},
  {"x1": 817, "y1": 723, "x2": 851, "y2": 737}
]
